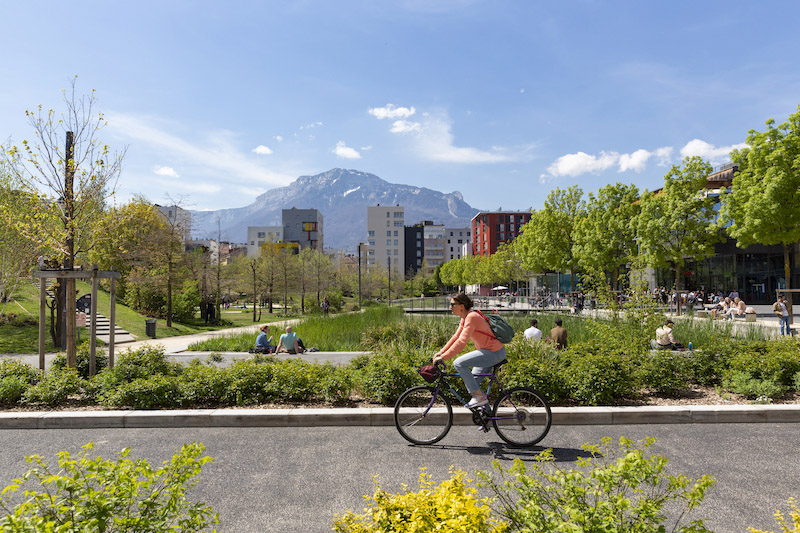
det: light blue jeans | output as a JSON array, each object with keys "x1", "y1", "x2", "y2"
[
  {"x1": 780, "y1": 315, "x2": 791, "y2": 336},
  {"x1": 452, "y1": 347, "x2": 507, "y2": 395}
]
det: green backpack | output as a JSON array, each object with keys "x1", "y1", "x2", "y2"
[{"x1": 474, "y1": 310, "x2": 515, "y2": 343}]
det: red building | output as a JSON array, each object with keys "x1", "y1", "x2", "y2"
[{"x1": 471, "y1": 211, "x2": 531, "y2": 256}]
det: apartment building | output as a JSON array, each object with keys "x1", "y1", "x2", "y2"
[
  {"x1": 155, "y1": 204, "x2": 192, "y2": 243},
  {"x1": 246, "y1": 226, "x2": 284, "y2": 258},
  {"x1": 471, "y1": 211, "x2": 531, "y2": 256},
  {"x1": 366, "y1": 205, "x2": 404, "y2": 273},
  {"x1": 282, "y1": 208, "x2": 323, "y2": 250},
  {"x1": 445, "y1": 227, "x2": 472, "y2": 261}
]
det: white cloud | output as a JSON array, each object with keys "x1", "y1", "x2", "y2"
[
  {"x1": 360, "y1": 145, "x2": 373, "y2": 151},
  {"x1": 680, "y1": 139, "x2": 748, "y2": 164},
  {"x1": 153, "y1": 165, "x2": 179, "y2": 178},
  {"x1": 372, "y1": 108, "x2": 526, "y2": 164},
  {"x1": 299, "y1": 121, "x2": 323, "y2": 130},
  {"x1": 274, "y1": 135, "x2": 283, "y2": 142},
  {"x1": 541, "y1": 145, "x2": 675, "y2": 180},
  {"x1": 390, "y1": 120, "x2": 422, "y2": 133},
  {"x1": 369, "y1": 104, "x2": 416, "y2": 120},
  {"x1": 106, "y1": 112, "x2": 294, "y2": 187},
  {"x1": 333, "y1": 141, "x2": 362, "y2": 160},
  {"x1": 252, "y1": 145, "x2": 273, "y2": 155},
  {"x1": 617, "y1": 149, "x2": 651, "y2": 172}
]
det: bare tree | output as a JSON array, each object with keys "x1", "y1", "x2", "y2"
[{"x1": 2, "y1": 78, "x2": 125, "y2": 363}]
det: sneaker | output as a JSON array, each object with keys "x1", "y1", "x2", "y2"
[{"x1": 466, "y1": 395, "x2": 489, "y2": 408}]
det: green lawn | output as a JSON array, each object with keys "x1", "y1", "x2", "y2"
[{"x1": 0, "y1": 280, "x2": 285, "y2": 353}]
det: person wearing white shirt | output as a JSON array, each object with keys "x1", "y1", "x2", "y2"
[{"x1": 523, "y1": 319, "x2": 542, "y2": 341}]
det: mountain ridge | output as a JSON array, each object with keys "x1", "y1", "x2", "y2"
[{"x1": 190, "y1": 168, "x2": 480, "y2": 251}]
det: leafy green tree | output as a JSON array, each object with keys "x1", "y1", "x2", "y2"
[
  {"x1": 573, "y1": 182, "x2": 640, "y2": 291},
  {"x1": 721, "y1": 106, "x2": 800, "y2": 318},
  {"x1": 515, "y1": 186, "x2": 585, "y2": 290},
  {"x1": 637, "y1": 157, "x2": 719, "y2": 312},
  {"x1": 0, "y1": 165, "x2": 56, "y2": 313}
]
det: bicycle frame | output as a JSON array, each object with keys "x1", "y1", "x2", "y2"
[{"x1": 427, "y1": 370, "x2": 518, "y2": 422}]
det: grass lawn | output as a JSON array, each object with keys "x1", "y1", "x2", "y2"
[{"x1": 0, "y1": 280, "x2": 286, "y2": 353}]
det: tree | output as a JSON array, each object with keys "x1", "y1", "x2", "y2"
[
  {"x1": 2, "y1": 79, "x2": 125, "y2": 362},
  {"x1": 573, "y1": 182, "x2": 641, "y2": 291},
  {"x1": 637, "y1": 157, "x2": 719, "y2": 313},
  {"x1": 0, "y1": 165, "x2": 56, "y2": 314},
  {"x1": 721, "y1": 106, "x2": 800, "y2": 319},
  {"x1": 515, "y1": 186, "x2": 585, "y2": 290}
]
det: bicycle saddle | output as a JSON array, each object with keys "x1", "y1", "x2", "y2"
[{"x1": 492, "y1": 359, "x2": 508, "y2": 373}]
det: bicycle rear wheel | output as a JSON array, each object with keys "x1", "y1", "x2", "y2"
[
  {"x1": 492, "y1": 387, "x2": 552, "y2": 447},
  {"x1": 394, "y1": 386, "x2": 453, "y2": 445}
]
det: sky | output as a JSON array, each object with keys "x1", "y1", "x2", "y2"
[{"x1": 2, "y1": 0, "x2": 800, "y2": 213}]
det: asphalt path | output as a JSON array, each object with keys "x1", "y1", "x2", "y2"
[{"x1": 0, "y1": 423, "x2": 796, "y2": 532}]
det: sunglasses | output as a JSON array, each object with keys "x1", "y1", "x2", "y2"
[{"x1": 449, "y1": 302, "x2": 460, "y2": 307}]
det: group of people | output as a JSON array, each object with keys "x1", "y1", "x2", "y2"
[
  {"x1": 522, "y1": 318, "x2": 568, "y2": 349},
  {"x1": 253, "y1": 325, "x2": 306, "y2": 354}
]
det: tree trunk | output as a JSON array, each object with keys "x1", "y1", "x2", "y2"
[
  {"x1": 785, "y1": 244, "x2": 794, "y2": 324},
  {"x1": 252, "y1": 265, "x2": 257, "y2": 322},
  {"x1": 166, "y1": 259, "x2": 173, "y2": 327}
]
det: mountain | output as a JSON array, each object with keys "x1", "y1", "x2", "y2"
[{"x1": 190, "y1": 168, "x2": 480, "y2": 251}]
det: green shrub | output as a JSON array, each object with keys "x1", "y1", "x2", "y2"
[
  {"x1": 224, "y1": 360, "x2": 275, "y2": 405},
  {"x1": 724, "y1": 339, "x2": 800, "y2": 387},
  {"x1": 722, "y1": 371, "x2": 786, "y2": 400},
  {"x1": 0, "y1": 358, "x2": 40, "y2": 384},
  {"x1": 479, "y1": 436, "x2": 715, "y2": 532},
  {"x1": 102, "y1": 374, "x2": 184, "y2": 409},
  {"x1": 52, "y1": 341, "x2": 109, "y2": 379},
  {"x1": 0, "y1": 377, "x2": 28, "y2": 407},
  {"x1": 333, "y1": 468, "x2": 505, "y2": 533},
  {"x1": 173, "y1": 280, "x2": 201, "y2": 322},
  {"x1": 21, "y1": 368, "x2": 83, "y2": 406},
  {"x1": 636, "y1": 350, "x2": 695, "y2": 396},
  {"x1": 265, "y1": 360, "x2": 316, "y2": 402},
  {"x1": 355, "y1": 351, "x2": 420, "y2": 404},
  {"x1": 564, "y1": 348, "x2": 636, "y2": 405},
  {"x1": 111, "y1": 345, "x2": 180, "y2": 382},
  {"x1": 503, "y1": 341, "x2": 570, "y2": 403},
  {"x1": 180, "y1": 362, "x2": 232, "y2": 406},
  {"x1": 0, "y1": 442, "x2": 218, "y2": 531},
  {"x1": 313, "y1": 363, "x2": 353, "y2": 404}
]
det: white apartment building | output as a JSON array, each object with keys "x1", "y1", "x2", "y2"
[
  {"x1": 366, "y1": 205, "x2": 404, "y2": 274},
  {"x1": 445, "y1": 227, "x2": 472, "y2": 261},
  {"x1": 246, "y1": 226, "x2": 284, "y2": 258},
  {"x1": 422, "y1": 223, "x2": 446, "y2": 274},
  {"x1": 156, "y1": 204, "x2": 192, "y2": 243}
]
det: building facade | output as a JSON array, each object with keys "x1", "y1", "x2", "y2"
[
  {"x1": 366, "y1": 205, "x2": 405, "y2": 274},
  {"x1": 445, "y1": 227, "x2": 472, "y2": 261},
  {"x1": 246, "y1": 226, "x2": 284, "y2": 258},
  {"x1": 471, "y1": 211, "x2": 531, "y2": 256},
  {"x1": 404, "y1": 224, "x2": 424, "y2": 276},
  {"x1": 156, "y1": 204, "x2": 192, "y2": 243},
  {"x1": 282, "y1": 208, "x2": 323, "y2": 250}
]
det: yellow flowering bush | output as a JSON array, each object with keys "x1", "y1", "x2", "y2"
[
  {"x1": 750, "y1": 498, "x2": 800, "y2": 533},
  {"x1": 332, "y1": 468, "x2": 506, "y2": 532}
]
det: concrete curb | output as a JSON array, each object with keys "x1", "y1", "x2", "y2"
[{"x1": 2, "y1": 405, "x2": 799, "y2": 430}]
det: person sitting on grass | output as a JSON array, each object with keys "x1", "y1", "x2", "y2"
[
  {"x1": 253, "y1": 324, "x2": 275, "y2": 354},
  {"x1": 276, "y1": 326, "x2": 305, "y2": 354},
  {"x1": 655, "y1": 319, "x2": 683, "y2": 350}
]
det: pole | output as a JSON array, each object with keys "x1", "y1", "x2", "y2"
[
  {"x1": 109, "y1": 277, "x2": 116, "y2": 369},
  {"x1": 65, "y1": 131, "x2": 77, "y2": 368},
  {"x1": 358, "y1": 243, "x2": 363, "y2": 309},
  {"x1": 38, "y1": 276, "x2": 46, "y2": 372},
  {"x1": 89, "y1": 266, "x2": 98, "y2": 376},
  {"x1": 387, "y1": 256, "x2": 391, "y2": 305}
]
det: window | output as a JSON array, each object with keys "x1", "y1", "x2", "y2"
[
  {"x1": 393, "y1": 231, "x2": 398, "y2": 236},
  {"x1": 250, "y1": 241, "x2": 254, "y2": 245},
  {"x1": 394, "y1": 221, "x2": 403, "y2": 227},
  {"x1": 499, "y1": 224, "x2": 505, "y2": 231},
  {"x1": 303, "y1": 222, "x2": 317, "y2": 231},
  {"x1": 450, "y1": 247, "x2": 454, "y2": 252},
  {"x1": 368, "y1": 240, "x2": 375, "y2": 246},
  {"x1": 394, "y1": 211, "x2": 403, "y2": 218},
  {"x1": 450, "y1": 231, "x2": 453, "y2": 236},
  {"x1": 368, "y1": 250, "x2": 375, "y2": 256},
  {"x1": 368, "y1": 230, "x2": 374, "y2": 237},
  {"x1": 394, "y1": 240, "x2": 398, "y2": 245},
  {"x1": 386, "y1": 212, "x2": 390, "y2": 218},
  {"x1": 387, "y1": 249, "x2": 391, "y2": 255},
  {"x1": 257, "y1": 232, "x2": 265, "y2": 238},
  {"x1": 394, "y1": 249, "x2": 398, "y2": 255},
  {"x1": 417, "y1": 251, "x2": 422, "y2": 257},
  {"x1": 457, "y1": 239, "x2": 462, "y2": 244},
  {"x1": 387, "y1": 239, "x2": 391, "y2": 246},
  {"x1": 387, "y1": 231, "x2": 391, "y2": 236}
]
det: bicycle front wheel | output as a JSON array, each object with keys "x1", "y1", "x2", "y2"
[
  {"x1": 492, "y1": 387, "x2": 552, "y2": 447},
  {"x1": 394, "y1": 386, "x2": 453, "y2": 445}
]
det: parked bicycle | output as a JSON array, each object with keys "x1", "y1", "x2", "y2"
[{"x1": 393, "y1": 360, "x2": 552, "y2": 447}]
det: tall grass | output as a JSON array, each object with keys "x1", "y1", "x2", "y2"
[{"x1": 188, "y1": 306, "x2": 405, "y2": 351}]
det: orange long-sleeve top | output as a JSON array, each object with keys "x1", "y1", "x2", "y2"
[{"x1": 439, "y1": 311, "x2": 503, "y2": 360}]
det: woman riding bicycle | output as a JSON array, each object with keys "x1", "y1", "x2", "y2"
[{"x1": 432, "y1": 293, "x2": 506, "y2": 408}]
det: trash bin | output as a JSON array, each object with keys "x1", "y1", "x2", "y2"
[{"x1": 145, "y1": 318, "x2": 157, "y2": 338}]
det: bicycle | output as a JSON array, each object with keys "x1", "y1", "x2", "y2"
[{"x1": 393, "y1": 360, "x2": 552, "y2": 447}]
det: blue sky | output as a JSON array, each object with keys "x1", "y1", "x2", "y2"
[{"x1": 2, "y1": 1, "x2": 800, "y2": 213}]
